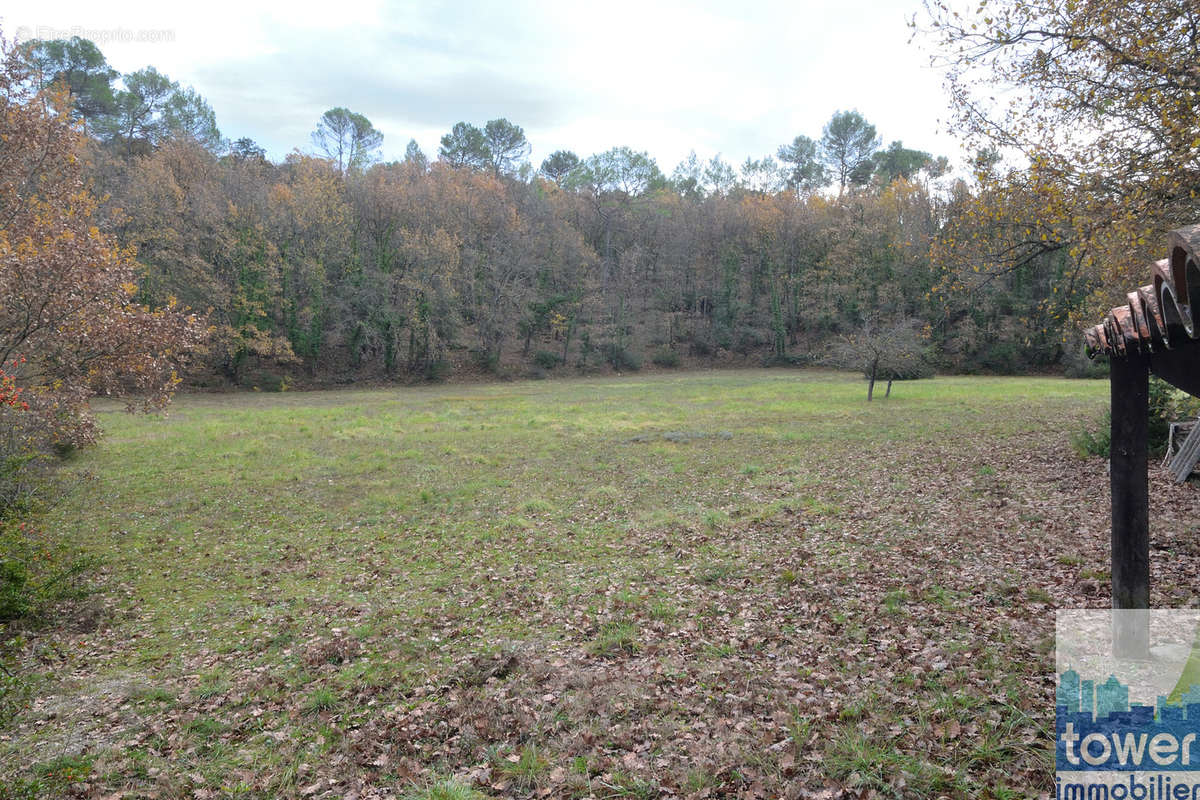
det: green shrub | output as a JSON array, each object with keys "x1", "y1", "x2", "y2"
[
  {"x1": 975, "y1": 340, "x2": 1024, "y2": 374},
  {"x1": 0, "y1": 408, "x2": 53, "y2": 520},
  {"x1": 0, "y1": 559, "x2": 30, "y2": 621},
  {"x1": 0, "y1": 524, "x2": 93, "y2": 728},
  {"x1": 532, "y1": 350, "x2": 561, "y2": 369},
  {"x1": 424, "y1": 359, "x2": 451, "y2": 382},
  {"x1": 242, "y1": 370, "x2": 288, "y2": 392},
  {"x1": 1062, "y1": 345, "x2": 1109, "y2": 379},
  {"x1": 764, "y1": 352, "x2": 809, "y2": 367},
  {"x1": 602, "y1": 343, "x2": 641, "y2": 371},
  {"x1": 0, "y1": 452, "x2": 41, "y2": 520},
  {"x1": 1073, "y1": 377, "x2": 1200, "y2": 459},
  {"x1": 651, "y1": 348, "x2": 680, "y2": 368},
  {"x1": 713, "y1": 324, "x2": 733, "y2": 351},
  {"x1": 576, "y1": 331, "x2": 593, "y2": 369},
  {"x1": 0, "y1": 634, "x2": 35, "y2": 729},
  {"x1": 1148, "y1": 378, "x2": 1174, "y2": 452},
  {"x1": 470, "y1": 349, "x2": 500, "y2": 373},
  {"x1": 1153, "y1": 376, "x2": 1200, "y2": 430},
  {"x1": 733, "y1": 326, "x2": 768, "y2": 355},
  {"x1": 0, "y1": 523, "x2": 91, "y2": 623}
]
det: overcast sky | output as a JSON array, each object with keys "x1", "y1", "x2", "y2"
[{"x1": 5, "y1": 0, "x2": 967, "y2": 174}]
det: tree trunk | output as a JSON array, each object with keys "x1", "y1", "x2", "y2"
[
  {"x1": 1110, "y1": 354, "x2": 1149, "y2": 658},
  {"x1": 562, "y1": 318, "x2": 574, "y2": 365},
  {"x1": 885, "y1": 377, "x2": 893, "y2": 397},
  {"x1": 867, "y1": 358, "x2": 878, "y2": 401}
]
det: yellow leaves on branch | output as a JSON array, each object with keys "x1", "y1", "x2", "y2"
[{"x1": 919, "y1": 0, "x2": 1200, "y2": 322}]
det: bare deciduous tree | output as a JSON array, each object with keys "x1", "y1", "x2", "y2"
[{"x1": 831, "y1": 316, "x2": 929, "y2": 401}]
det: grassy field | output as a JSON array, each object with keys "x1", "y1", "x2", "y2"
[{"x1": 2, "y1": 368, "x2": 1197, "y2": 799}]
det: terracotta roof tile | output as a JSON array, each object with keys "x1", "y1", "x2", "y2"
[{"x1": 1086, "y1": 225, "x2": 1200, "y2": 357}]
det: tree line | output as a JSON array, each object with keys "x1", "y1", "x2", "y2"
[{"x1": 15, "y1": 34, "x2": 1095, "y2": 393}]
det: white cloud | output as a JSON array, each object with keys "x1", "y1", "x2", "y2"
[{"x1": 3, "y1": 0, "x2": 966, "y2": 171}]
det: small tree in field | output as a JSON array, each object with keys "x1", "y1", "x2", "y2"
[
  {"x1": 832, "y1": 317, "x2": 929, "y2": 401},
  {"x1": 0, "y1": 34, "x2": 205, "y2": 512}
]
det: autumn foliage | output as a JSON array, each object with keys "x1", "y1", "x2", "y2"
[
  {"x1": 921, "y1": 0, "x2": 1200, "y2": 328},
  {"x1": 14, "y1": 16, "x2": 1153, "y2": 397},
  {"x1": 0, "y1": 35, "x2": 204, "y2": 508},
  {"x1": 0, "y1": 358, "x2": 29, "y2": 411}
]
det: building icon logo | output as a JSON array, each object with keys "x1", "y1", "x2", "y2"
[{"x1": 1056, "y1": 611, "x2": 1200, "y2": 798}]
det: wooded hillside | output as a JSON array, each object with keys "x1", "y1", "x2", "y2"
[{"x1": 21, "y1": 36, "x2": 1100, "y2": 388}]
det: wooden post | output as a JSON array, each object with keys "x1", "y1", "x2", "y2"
[{"x1": 1110, "y1": 354, "x2": 1149, "y2": 657}]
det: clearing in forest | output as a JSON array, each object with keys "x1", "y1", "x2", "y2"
[{"x1": 4, "y1": 369, "x2": 1197, "y2": 799}]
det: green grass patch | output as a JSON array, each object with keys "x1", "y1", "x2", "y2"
[
  {"x1": 405, "y1": 778, "x2": 489, "y2": 800},
  {"x1": 589, "y1": 621, "x2": 640, "y2": 657},
  {"x1": 0, "y1": 369, "x2": 1110, "y2": 797}
]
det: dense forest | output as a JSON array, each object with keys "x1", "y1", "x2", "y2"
[{"x1": 19, "y1": 36, "x2": 1097, "y2": 390}]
